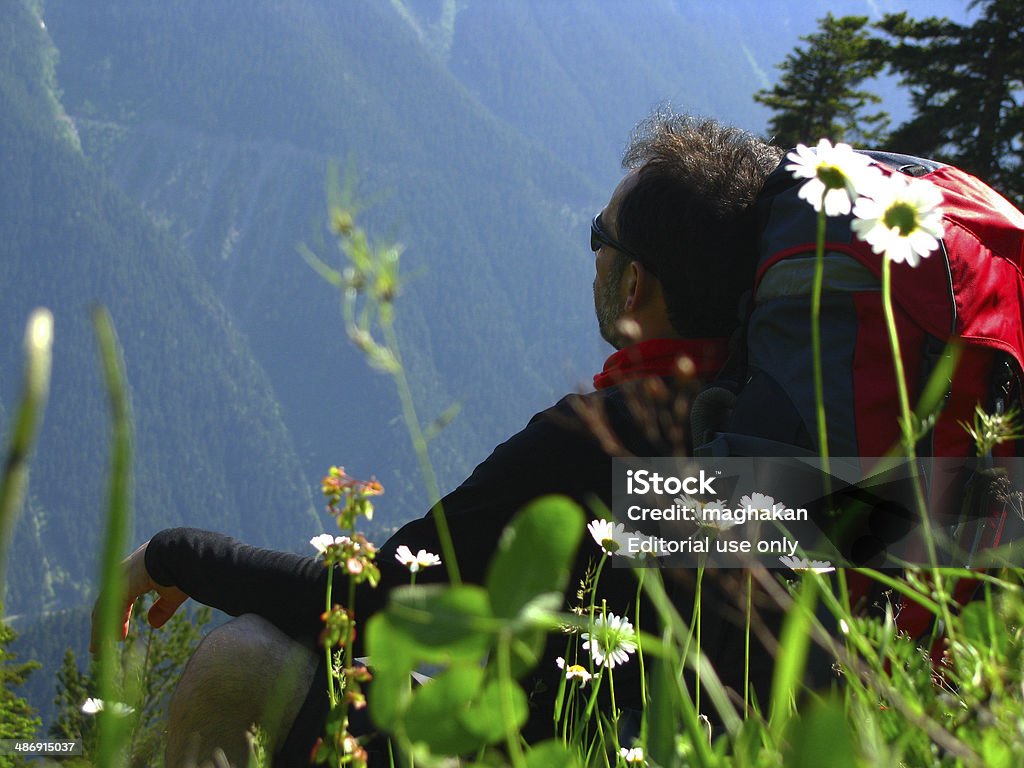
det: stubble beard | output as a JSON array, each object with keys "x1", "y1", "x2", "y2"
[{"x1": 594, "y1": 270, "x2": 625, "y2": 350}]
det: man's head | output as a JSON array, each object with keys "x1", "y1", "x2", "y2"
[{"x1": 592, "y1": 110, "x2": 783, "y2": 346}]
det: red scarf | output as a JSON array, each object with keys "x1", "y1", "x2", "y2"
[{"x1": 593, "y1": 337, "x2": 728, "y2": 390}]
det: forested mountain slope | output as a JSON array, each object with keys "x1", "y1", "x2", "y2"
[
  {"x1": 42, "y1": 0, "x2": 611, "y2": 531},
  {"x1": 1, "y1": 1, "x2": 315, "y2": 616}
]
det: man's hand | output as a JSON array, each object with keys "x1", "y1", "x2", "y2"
[{"x1": 90, "y1": 540, "x2": 189, "y2": 656}]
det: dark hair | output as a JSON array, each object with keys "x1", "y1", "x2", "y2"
[{"x1": 618, "y1": 110, "x2": 783, "y2": 337}]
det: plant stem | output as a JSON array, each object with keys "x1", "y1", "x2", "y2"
[
  {"x1": 812, "y1": 207, "x2": 831, "y2": 478},
  {"x1": 633, "y1": 569, "x2": 648, "y2": 746},
  {"x1": 607, "y1": 661, "x2": 621, "y2": 756},
  {"x1": 324, "y1": 568, "x2": 337, "y2": 708},
  {"x1": 695, "y1": 564, "x2": 703, "y2": 716},
  {"x1": 381, "y1": 320, "x2": 462, "y2": 585},
  {"x1": 744, "y1": 570, "x2": 752, "y2": 717},
  {"x1": 587, "y1": 554, "x2": 608, "y2": 637},
  {"x1": 880, "y1": 258, "x2": 957, "y2": 644},
  {"x1": 344, "y1": 577, "x2": 356, "y2": 671},
  {"x1": 498, "y1": 633, "x2": 526, "y2": 768}
]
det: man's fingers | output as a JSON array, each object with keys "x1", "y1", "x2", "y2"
[
  {"x1": 89, "y1": 539, "x2": 186, "y2": 653},
  {"x1": 89, "y1": 597, "x2": 134, "y2": 657},
  {"x1": 148, "y1": 589, "x2": 188, "y2": 628}
]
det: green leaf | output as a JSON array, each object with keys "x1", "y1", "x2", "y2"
[
  {"x1": 913, "y1": 340, "x2": 962, "y2": 425},
  {"x1": 981, "y1": 728, "x2": 1014, "y2": 768},
  {"x1": 486, "y1": 495, "x2": 584, "y2": 621},
  {"x1": 960, "y1": 600, "x2": 1008, "y2": 654},
  {"x1": 365, "y1": 613, "x2": 416, "y2": 727},
  {"x1": 484, "y1": 496, "x2": 583, "y2": 678},
  {"x1": 783, "y1": 697, "x2": 860, "y2": 768},
  {"x1": 458, "y1": 678, "x2": 528, "y2": 742},
  {"x1": 500, "y1": 592, "x2": 564, "y2": 678},
  {"x1": 386, "y1": 584, "x2": 494, "y2": 663},
  {"x1": 523, "y1": 740, "x2": 582, "y2": 768},
  {"x1": 404, "y1": 662, "x2": 487, "y2": 756},
  {"x1": 647, "y1": 652, "x2": 680, "y2": 767}
]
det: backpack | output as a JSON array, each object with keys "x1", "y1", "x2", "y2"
[{"x1": 693, "y1": 150, "x2": 1024, "y2": 649}]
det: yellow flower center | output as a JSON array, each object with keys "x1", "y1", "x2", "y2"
[
  {"x1": 883, "y1": 201, "x2": 918, "y2": 236},
  {"x1": 816, "y1": 163, "x2": 846, "y2": 190}
]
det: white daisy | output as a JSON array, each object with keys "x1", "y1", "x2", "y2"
[
  {"x1": 394, "y1": 544, "x2": 441, "y2": 572},
  {"x1": 582, "y1": 612, "x2": 638, "y2": 669},
  {"x1": 619, "y1": 746, "x2": 647, "y2": 765},
  {"x1": 785, "y1": 139, "x2": 880, "y2": 216},
  {"x1": 679, "y1": 495, "x2": 739, "y2": 531},
  {"x1": 555, "y1": 656, "x2": 593, "y2": 685},
  {"x1": 779, "y1": 555, "x2": 835, "y2": 574},
  {"x1": 851, "y1": 172, "x2": 944, "y2": 267},
  {"x1": 587, "y1": 518, "x2": 629, "y2": 555},
  {"x1": 739, "y1": 492, "x2": 776, "y2": 514},
  {"x1": 81, "y1": 697, "x2": 135, "y2": 716}
]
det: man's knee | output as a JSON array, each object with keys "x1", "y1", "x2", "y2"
[{"x1": 166, "y1": 614, "x2": 317, "y2": 767}]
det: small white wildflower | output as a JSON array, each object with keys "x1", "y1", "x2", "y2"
[
  {"x1": 679, "y1": 495, "x2": 739, "y2": 531},
  {"x1": 81, "y1": 698, "x2": 135, "y2": 717},
  {"x1": 589, "y1": 518, "x2": 636, "y2": 556},
  {"x1": 581, "y1": 612, "x2": 638, "y2": 669},
  {"x1": 676, "y1": 493, "x2": 703, "y2": 513},
  {"x1": 80, "y1": 698, "x2": 102, "y2": 714},
  {"x1": 779, "y1": 555, "x2": 835, "y2": 574},
  {"x1": 589, "y1": 519, "x2": 649, "y2": 558},
  {"x1": 785, "y1": 139, "x2": 880, "y2": 216},
  {"x1": 619, "y1": 746, "x2": 647, "y2": 765},
  {"x1": 739, "y1": 492, "x2": 776, "y2": 514},
  {"x1": 851, "y1": 172, "x2": 944, "y2": 267},
  {"x1": 310, "y1": 533, "x2": 340, "y2": 555},
  {"x1": 587, "y1": 518, "x2": 618, "y2": 554},
  {"x1": 555, "y1": 656, "x2": 593, "y2": 685},
  {"x1": 394, "y1": 544, "x2": 441, "y2": 572}
]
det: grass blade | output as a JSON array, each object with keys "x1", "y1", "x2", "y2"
[
  {"x1": 92, "y1": 306, "x2": 135, "y2": 768},
  {"x1": 0, "y1": 308, "x2": 53, "y2": 609},
  {"x1": 768, "y1": 573, "x2": 819, "y2": 737}
]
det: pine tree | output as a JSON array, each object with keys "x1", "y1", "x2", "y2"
[
  {"x1": 50, "y1": 649, "x2": 95, "y2": 755},
  {"x1": 878, "y1": 0, "x2": 1024, "y2": 205},
  {"x1": 754, "y1": 14, "x2": 889, "y2": 147},
  {"x1": 0, "y1": 618, "x2": 41, "y2": 768}
]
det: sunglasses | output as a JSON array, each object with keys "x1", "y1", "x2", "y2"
[{"x1": 591, "y1": 212, "x2": 644, "y2": 262}]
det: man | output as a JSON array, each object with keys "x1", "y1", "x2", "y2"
[{"x1": 95, "y1": 111, "x2": 784, "y2": 766}]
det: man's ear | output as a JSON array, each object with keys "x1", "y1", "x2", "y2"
[
  {"x1": 618, "y1": 261, "x2": 636, "y2": 311},
  {"x1": 624, "y1": 260, "x2": 657, "y2": 311}
]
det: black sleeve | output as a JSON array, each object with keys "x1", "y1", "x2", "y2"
[
  {"x1": 143, "y1": 394, "x2": 615, "y2": 642},
  {"x1": 146, "y1": 527, "x2": 331, "y2": 641}
]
